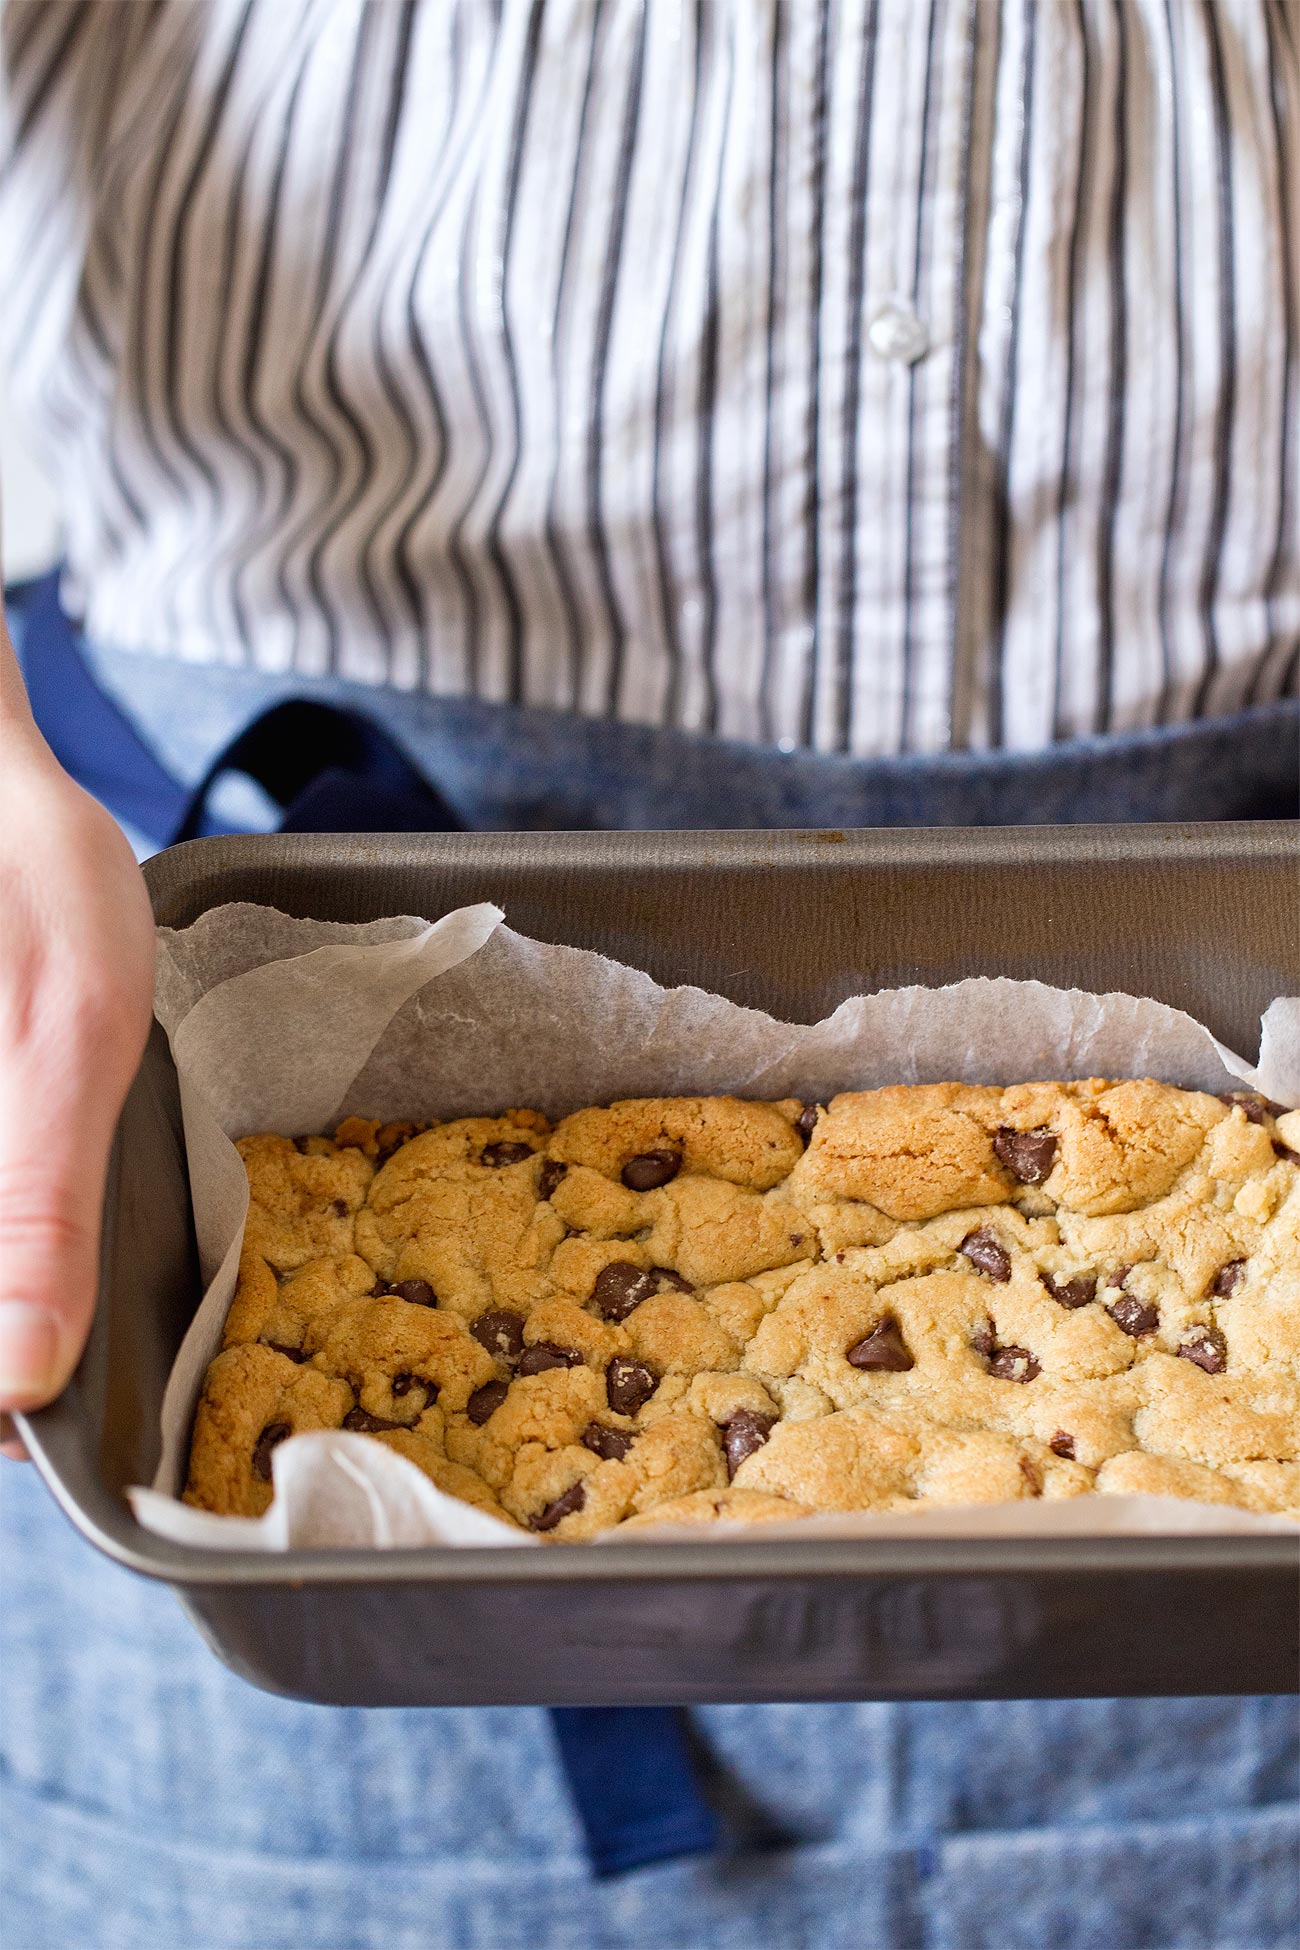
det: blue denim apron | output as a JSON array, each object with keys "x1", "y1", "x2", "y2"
[
  {"x1": 11, "y1": 569, "x2": 1300, "y2": 844},
  {"x1": 3, "y1": 574, "x2": 1297, "y2": 1950}
]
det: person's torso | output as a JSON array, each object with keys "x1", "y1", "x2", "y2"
[{"x1": 1, "y1": 0, "x2": 1297, "y2": 756}]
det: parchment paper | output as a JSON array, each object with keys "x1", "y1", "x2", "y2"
[{"x1": 127, "y1": 902, "x2": 1300, "y2": 1548}]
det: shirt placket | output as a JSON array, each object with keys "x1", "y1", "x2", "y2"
[{"x1": 814, "y1": 0, "x2": 977, "y2": 758}]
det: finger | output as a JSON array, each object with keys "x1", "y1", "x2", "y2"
[{"x1": 0, "y1": 1099, "x2": 116, "y2": 1414}]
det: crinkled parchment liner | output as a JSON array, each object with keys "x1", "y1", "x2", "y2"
[{"x1": 127, "y1": 903, "x2": 1300, "y2": 1549}]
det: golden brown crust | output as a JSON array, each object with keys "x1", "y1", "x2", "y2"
[
  {"x1": 185, "y1": 1085, "x2": 1300, "y2": 1535},
  {"x1": 183, "y1": 1344, "x2": 355, "y2": 1517},
  {"x1": 549, "y1": 1097, "x2": 805, "y2": 1190}
]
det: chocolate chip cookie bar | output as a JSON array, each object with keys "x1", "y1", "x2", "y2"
[{"x1": 183, "y1": 1083, "x2": 1300, "y2": 1537}]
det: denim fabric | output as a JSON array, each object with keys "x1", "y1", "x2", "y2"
[
  {"x1": 3, "y1": 1469, "x2": 1297, "y2": 1950},
  {"x1": 3, "y1": 635, "x2": 1298, "y2": 1948},
  {"x1": 80, "y1": 640, "x2": 1300, "y2": 830}
]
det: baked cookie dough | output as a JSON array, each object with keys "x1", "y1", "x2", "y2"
[{"x1": 184, "y1": 1084, "x2": 1300, "y2": 1538}]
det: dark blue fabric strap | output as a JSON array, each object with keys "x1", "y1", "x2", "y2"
[
  {"x1": 7, "y1": 567, "x2": 724, "y2": 1877},
  {"x1": 8, "y1": 571, "x2": 464, "y2": 843},
  {"x1": 548, "y1": 1707, "x2": 721, "y2": 1876},
  {"x1": 173, "y1": 696, "x2": 465, "y2": 840},
  {"x1": 10, "y1": 570, "x2": 193, "y2": 841}
]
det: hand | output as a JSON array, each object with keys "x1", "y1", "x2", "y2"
[{"x1": 0, "y1": 621, "x2": 155, "y2": 1456}]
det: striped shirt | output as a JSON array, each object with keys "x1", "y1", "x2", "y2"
[{"x1": 1, "y1": 0, "x2": 1296, "y2": 757}]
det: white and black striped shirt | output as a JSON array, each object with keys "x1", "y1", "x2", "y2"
[{"x1": 1, "y1": 0, "x2": 1297, "y2": 755}]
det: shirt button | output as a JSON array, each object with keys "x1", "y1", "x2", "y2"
[{"x1": 868, "y1": 301, "x2": 930, "y2": 364}]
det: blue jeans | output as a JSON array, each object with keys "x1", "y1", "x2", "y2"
[{"x1": 3, "y1": 623, "x2": 1298, "y2": 1949}]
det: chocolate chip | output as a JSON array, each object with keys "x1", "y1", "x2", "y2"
[
  {"x1": 1217, "y1": 1092, "x2": 1284, "y2": 1125},
  {"x1": 538, "y1": 1159, "x2": 567, "y2": 1200},
  {"x1": 651, "y1": 1265, "x2": 694, "y2": 1293},
  {"x1": 390, "y1": 1278, "x2": 437, "y2": 1308},
  {"x1": 251, "y1": 1421, "x2": 291, "y2": 1481},
  {"x1": 1018, "y1": 1455, "x2": 1044, "y2": 1494},
  {"x1": 466, "y1": 1379, "x2": 509, "y2": 1424},
  {"x1": 606, "y1": 1355, "x2": 657, "y2": 1415},
  {"x1": 581, "y1": 1421, "x2": 634, "y2": 1462},
  {"x1": 470, "y1": 1308, "x2": 526, "y2": 1362},
  {"x1": 721, "y1": 1409, "x2": 776, "y2": 1480},
  {"x1": 265, "y1": 1341, "x2": 310, "y2": 1363},
  {"x1": 1107, "y1": 1294, "x2": 1159, "y2": 1338},
  {"x1": 846, "y1": 1316, "x2": 915, "y2": 1372},
  {"x1": 1048, "y1": 1430, "x2": 1076, "y2": 1460},
  {"x1": 390, "y1": 1371, "x2": 437, "y2": 1406},
  {"x1": 987, "y1": 1345, "x2": 1041, "y2": 1383},
  {"x1": 482, "y1": 1141, "x2": 534, "y2": 1167},
  {"x1": 1211, "y1": 1259, "x2": 1246, "y2": 1297},
  {"x1": 959, "y1": 1229, "x2": 1012, "y2": 1282},
  {"x1": 342, "y1": 1406, "x2": 406, "y2": 1433},
  {"x1": 516, "y1": 1341, "x2": 584, "y2": 1376},
  {"x1": 1178, "y1": 1328, "x2": 1228, "y2": 1375},
  {"x1": 796, "y1": 1103, "x2": 824, "y2": 1145},
  {"x1": 331, "y1": 1199, "x2": 349, "y2": 1218},
  {"x1": 1042, "y1": 1272, "x2": 1097, "y2": 1310},
  {"x1": 530, "y1": 1481, "x2": 586, "y2": 1533},
  {"x1": 1274, "y1": 1140, "x2": 1300, "y2": 1165},
  {"x1": 621, "y1": 1149, "x2": 682, "y2": 1191},
  {"x1": 971, "y1": 1319, "x2": 997, "y2": 1357},
  {"x1": 591, "y1": 1261, "x2": 658, "y2": 1321},
  {"x1": 994, "y1": 1126, "x2": 1058, "y2": 1185}
]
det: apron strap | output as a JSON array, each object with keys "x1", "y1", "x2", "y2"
[
  {"x1": 173, "y1": 697, "x2": 465, "y2": 840},
  {"x1": 10, "y1": 570, "x2": 192, "y2": 841},
  {"x1": 9, "y1": 569, "x2": 465, "y2": 842},
  {"x1": 549, "y1": 1707, "x2": 721, "y2": 1876}
]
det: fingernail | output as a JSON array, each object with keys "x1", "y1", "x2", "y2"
[{"x1": 0, "y1": 1304, "x2": 62, "y2": 1406}]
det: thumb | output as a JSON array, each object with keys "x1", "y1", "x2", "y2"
[
  {"x1": 0, "y1": 1090, "x2": 117, "y2": 1413},
  {"x1": 0, "y1": 647, "x2": 155, "y2": 1432}
]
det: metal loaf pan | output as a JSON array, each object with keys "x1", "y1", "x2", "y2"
[{"x1": 18, "y1": 825, "x2": 1300, "y2": 1706}]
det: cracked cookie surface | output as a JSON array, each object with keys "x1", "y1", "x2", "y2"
[{"x1": 183, "y1": 1087, "x2": 1300, "y2": 1535}]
